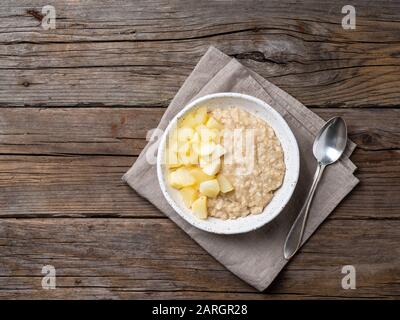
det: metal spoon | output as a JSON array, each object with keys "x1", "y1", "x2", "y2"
[{"x1": 283, "y1": 117, "x2": 348, "y2": 260}]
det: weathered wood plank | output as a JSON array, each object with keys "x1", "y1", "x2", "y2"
[
  {"x1": 2, "y1": 0, "x2": 400, "y2": 43},
  {"x1": 0, "y1": 108, "x2": 163, "y2": 156},
  {"x1": 311, "y1": 109, "x2": 400, "y2": 152},
  {"x1": 0, "y1": 1, "x2": 399, "y2": 107},
  {"x1": 0, "y1": 108, "x2": 398, "y2": 156},
  {"x1": 0, "y1": 149, "x2": 398, "y2": 220},
  {"x1": 0, "y1": 155, "x2": 154, "y2": 217},
  {"x1": 1, "y1": 42, "x2": 398, "y2": 108},
  {"x1": 0, "y1": 218, "x2": 398, "y2": 299}
]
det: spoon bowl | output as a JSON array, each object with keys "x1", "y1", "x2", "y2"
[{"x1": 313, "y1": 117, "x2": 347, "y2": 165}]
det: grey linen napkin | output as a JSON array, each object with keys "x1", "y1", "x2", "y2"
[{"x1": 123, "y1": 46, "x2": 359, "y2": 291}]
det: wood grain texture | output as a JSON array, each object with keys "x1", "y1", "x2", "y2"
[
  {"x1": 0, "y1": 108, "x2": 398, "y2": 219},
  {"x1": 0, "y1": 0, "x2": 399, "y2": 299},
  {"x1": 0, "y1": 218, "x2": 398, "y2": 299},
  {"x1": 0, "y1": 108, "x2": 162, "y2": 156},
  {"x1": 0, "y1": 0, "x2": 399, "y2": 107}
]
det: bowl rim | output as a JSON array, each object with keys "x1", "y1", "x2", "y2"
[{"x1": 156, "y1": 92, "x2": 299, "y2": 234}]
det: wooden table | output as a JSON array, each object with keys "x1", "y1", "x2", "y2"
[{"x1": 0, "y1": 0, "x2": 399, "y2": 299}]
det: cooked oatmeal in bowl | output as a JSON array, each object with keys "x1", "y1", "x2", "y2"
[
  {"x1": 157, "y1": 93, "x2": 299, "y2": 234},
  {"x1": 207, "y1": 107, "x2": 285, "y2": 220}
]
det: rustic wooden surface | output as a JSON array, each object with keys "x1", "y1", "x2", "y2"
[{"x1": 0, "y1": 0, "x2": 399, "y2": 299}]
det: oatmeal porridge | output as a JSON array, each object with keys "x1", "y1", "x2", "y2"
[{"x1": 207, "y1": 107, "x2": 285, "y2": 219}]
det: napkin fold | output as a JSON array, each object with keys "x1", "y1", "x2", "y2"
[{"x1": 123, "y1": 46, "x2": 359, "y2": 291}]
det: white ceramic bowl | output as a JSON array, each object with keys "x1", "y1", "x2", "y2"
[{"x1": 157, "y1": 93, "x2": 299, "y2": 234}]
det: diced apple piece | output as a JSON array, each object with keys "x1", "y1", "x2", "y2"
[
  {"x1": 179, "y1": 150, "x2": 198, "y2": 165},
  {"x1": 196, "y1": 125, "x2": 219, "y2": 143},
  {"x1": 191, "y1": 142, "x2": 200, "y2": 155},
  {"x1": 166, "y1": 129, "x2": 179, "y2": 167},
  {"x1": 166, "y1": 148, "x2": 180, "y2": 168},
  {"x1": 199, "y1": 144, "x2": 224, "y2": 167},
  {"x1": 198, "y1": 155, "x2": 210, "y2": 168},
  {"x1": 178, "y1": 142, "x2": 190, "y2": 155},
  {"x1": 211, "y1": 144, "x2": 226, "y2": 159},
  {"x1": 202, "y1": 158, "x2": 221, "y2": 176},
  {"x1": 180, "y1": 186, "x2": 198, "y2": 208},
  {"x1": 169, "y1": 167, "x2": 196, "y2": 189},
  {"x1": 167, "y1": 161, "x2": 181, "y2": 169},
  {"x1": 168, "y1": 163, "x2": 182, "y2": 169},
  {"x1": 177, "y1": 141, "x2": 190, "y2": 155},
  {"x1": 195, "y1": 124, "x2": 207, "y2": 134},
  {"x1": 190, "y1": 167, "x2": 214, "y2": 184},
  {"x1": 199, "y1": 179, "x2": 220, "y2": 198},
  {"x1": 206, "y1": 116, "x2": 223, "y2": 129},
  {"x1": 193, "y1": 107, "x2": 208, "y2": 125},
  {"x1": 179, "y1": 113, "x2": 197, "y2": 128},
  {"x1": 217, "y1": 174, "x2": 234, "y2": 193},
  {"x1": 191, "y1": 196, "x2": 208, "y2": 219},
  {"x1": 191, "y1": 131, "x2": 200, "y2": 144},
  {"x1": 177, "y1": 127, "x2": 194, "y2": 143},
  {"x1": 198, "y1": 141, "x2": 216, "y2": 156},
  {"x1": 192, "y1": 131, "x2": 218, "y2": 156}
]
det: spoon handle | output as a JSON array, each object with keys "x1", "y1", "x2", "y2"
[{"x1": 284, "y1": 163, "x2": 326, "y2": 260}]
